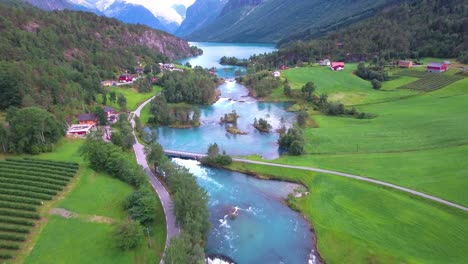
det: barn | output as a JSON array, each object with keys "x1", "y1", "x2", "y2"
[
  {"x1": 426, "y1": 62, "x2": 447, "y2": 73},
  {"x1": 331, "y1": 62, "x2": 345, "y2": 71}
]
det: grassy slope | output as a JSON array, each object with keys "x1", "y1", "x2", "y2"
[
  {"x1": 281, "y1": 64, "x2": 418, "y2": 105},
  {"x1": 269, "y1": 70, "x2": 468, "y2": 205},
  {"x1": 20, "y1": 139, "x2": 165, "y2": 264},
  {"x1": 228, "y1": 162, "x2": 468, "y2": 264},
  {"x1": 103, "y1": 85, "x2": 161, "y2": 111}
]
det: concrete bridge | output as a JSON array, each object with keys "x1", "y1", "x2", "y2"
[{"x1": 164, "y1": 149, "x2": 207, "y2": 160}]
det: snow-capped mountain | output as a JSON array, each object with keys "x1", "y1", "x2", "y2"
[{"x1": 26, "y1": 0, "x2": 195, "y2": 33}]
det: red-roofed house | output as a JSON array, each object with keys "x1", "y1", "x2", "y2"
[
  {"x1": 427, "y1": 62, "x2": 447, "y2": 73},
  {"x1": 399, "y1": 60, "x2": 413, "y2": 68},
  {"x1": 331, "y1": 62, "x2": 345, "y2": 71}
]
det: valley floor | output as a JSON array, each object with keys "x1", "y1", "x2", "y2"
[{"x1": 237, "y1": 63, "x2": 468, "y2": 263}]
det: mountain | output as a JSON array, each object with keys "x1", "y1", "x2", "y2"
[
  {"x1": 248, "y1": 0, "x2": 466, "y2": 67},
  {"x1": 175, "y1": 0, "x2": 228, "y2": 37},
  {"x1": 0, "y1": 0, "x2": 198, "y2": 113},
  {"x1": 102, "y1": 1, "x2": 168, "y2": 31},
  {"x1": 187, "y1": 0, "x2": 399, "y2": 43},
  {"x1": 23, "y1": 0, "x2": 184, "y2": 33}
]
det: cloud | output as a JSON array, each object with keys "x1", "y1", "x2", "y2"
[{"x1": 124, "y1": 0, "x2": 196, "y2": 24}]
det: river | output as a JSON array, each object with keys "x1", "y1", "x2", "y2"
[{"x1": 157, "y1": 42, "x2": 319, "y2": 263}]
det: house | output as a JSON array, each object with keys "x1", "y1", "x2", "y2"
[
  {"x1": 279, "y1": 65, "x2": 288, "y2": 70},
  {"x1": 273, "y1": 71, "x2": 281, "y2": 77},
  {"x1": 118, "y1": 74, "x2": 133, "y2": 83},
  {"x1": 151, "y1": 77, "x2": 158, "y2": 84},
  {"x1": 427, "y1": 62, "x2": 447, "y2": 73},
  {"x1": 330, "y1": 62, "x2": 345, "y2": 71},
  {"x1": 66, "y1": 124, "x2": 94, "y2": 137},
  {"x1": 103, "y1": 106, "x2": 115, "y2": 117},
  {"x1": 319, "y1": 59, "x2": 331, "y2": 66},
  {"x1": 101, "y1": 80, "x2": 113, "y2": 87},
  {"x1": 399, "y1": 60, "x2": 413, "y2": 68},
  {"x1": 76, "y1": 113, "x2": 97, "y2": 126}
]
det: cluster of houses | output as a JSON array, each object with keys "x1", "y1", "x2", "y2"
[
  {"x1": 159, "y1": 63, "x2": 183, "y2": 72},
  {"x1": 319, "y1": 59, "x2": 345, "y2": 71},
  {"x1": 399, "y1": 60, "x2": 449, "y2": 73},
  {"x1": 66, "y1": 106, "x2": 117, "y2": 137}
]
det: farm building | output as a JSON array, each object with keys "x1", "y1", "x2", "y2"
[
  {"x1": 399, "y1": 60, "x2": 413, "y2": 68},
  {"x1": 119, "y1": 74, "x2": 133, "y2": 82},
  {"x1": 103, "y1": 106, "x2": 115, "y2": 117},
  {"x1": 273, "y1": 71, "x2": 281, "y2": 77},
  {"x1": 319, "y1": 59, "x2": 331, "y2": 66},
  {"x1": 427, "y1": 62, "x2": 447, "y2": 73},
  {"x1": 331, "y1": 62, "x2": 345, "y2": 71},
  {"x1": 101, "y1": 80, "x2": 113, "y2": 86},
  {"x1": 77, "y1": 113, "x2": 97, "y2": 126},
  {"x1": 67, "y1": 124, "x2": 94, "y2": 137}
]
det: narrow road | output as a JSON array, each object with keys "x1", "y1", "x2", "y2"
[
  {"x1": 163, "y1": 149, "x2": 468, "y2": 212},
  {"x1": 130, "y1": 96, "x2": 179, "y2": 264},
  {"x1": 233, "y1": 158, "x2": 468, "y2": 212}
]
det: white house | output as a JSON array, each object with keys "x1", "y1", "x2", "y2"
[
  {"x1": 273, "y1": 71, "x2": 281, "y2": 77},
  {"x1": 319, "y1": 59, "x2": 331, "y2": 66}
]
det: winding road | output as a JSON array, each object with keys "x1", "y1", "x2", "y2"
[
  {"x1": 164, "y1": 149, "x2": 468, "y2": 212},
  {"x1": 130, "y1": 96, "x2": 179, "y2": 264}
]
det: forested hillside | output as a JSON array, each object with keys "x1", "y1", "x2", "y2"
[
  {"x1": 187, "y1": 0, "x2": 397, "y2": 43},
  {"x1": 247, "y1": 0, "x2": 467, "y2": 68},
  {"x1": 0, "y1": 0, "x2": 197, "y2": 114}
]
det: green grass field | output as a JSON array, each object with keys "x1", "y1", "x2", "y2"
[
  {"x1": 103, "y1": 85, "x2": 161, "y2": 111},
  {"x1": 278, "y1": 64, "x2": 418, "y2": 105},
  {"x1": 236, "y1": 60, "x2": 468, "y2": 263},
  {"x1": 227, "y1": 162, "x2": 468, "y2": 264},
  {"x1": 9, "y1": 139, "x2": 166, "y2": 264}
]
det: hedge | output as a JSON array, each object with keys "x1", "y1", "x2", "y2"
[
  {"x1": 0, "y1": 209, "x2": 40, "y2": 220},
  {"x1": 0, "y1": 183, "x2": 57, "y2": 196},
  {"x1": 22, "y1": 158, "x2": 79, "y2": 168},
  {"x1": 0, "y1": 164, "x2": 76, "y2": 177},
  {"x1": 3, "y1": 159, "x2": 78, "y2": 171},
  {"x1": 0, "y1": 167, "x2": 73, "y2": 181},
  {"x1": 0, "y1": 189, "x2": 52, "y2": 200},
  {"x1": 0, "y1": 202, "x2": 37, "y2": 212},
  {"x1": 0, "y1": 178, "x2": 63, "y2": 192},
  {"x1": 0, "y1": 233, "x2": 26, "y2": 242},
  {"x1": 0, "y1": 243, "x2": 19, "y2": 250},
  {"x1": 0, "y1": 173, "x2": 68, "y2": 186},
  {"x1": 0, "y1": 217, "x2": 35, "y2": 226},
  {"x1": 0, "y1": 254, "x2": 12, "y2": 259},
  {"x1": 0, "y1": 225, "x2": 30, "y2": 234},
  {"x1": 0, "y1": 195, "x2": 42, "y2": 206}
]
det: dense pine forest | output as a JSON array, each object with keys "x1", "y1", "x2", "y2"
[
  {"x1": 0, "y1": 0, "x2": 196, "y2": 114},
  {"x1": 250, "y1": 0, "x2": 466, "y2": 68}
]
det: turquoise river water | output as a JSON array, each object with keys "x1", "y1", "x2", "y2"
[{"x1": 157, "y1": 42, "x2": 319, "y2": 263}]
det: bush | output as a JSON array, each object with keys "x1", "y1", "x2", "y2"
[
  {"x1": 114, "y1": 220, "x2": 143, "y2": 250},
  {"x1": 371, "y1": 79, "x2": 382, "y2": 89},
  {"x1": 124, "y1": 190, "x2": 158, "y2": 225}
]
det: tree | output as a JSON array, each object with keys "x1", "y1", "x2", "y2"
[
  {"x1": 145, "y1": 143, "x2": 166, "y2": 170},
  {"x1": 9, "y1": 107, "x2": 64, "y2": 154},
  {"x1": 124, "y1": 190, "x2": 158, "y2": 225},
  {"x1": 114, "y1": 220, "x2": 143, "y2": 250},
  {"x1": 284, "y1": 82, "x2": 292, "y2": 96},
  {"x1": 301, "y1": 82, "x2": 316, "y2": 101},
  {"x1": 184, "y1": 62, "x2": 192, "y2": 68},
  {"x1": 0, "y1": 123, "x2": 10, "y2": 153},
  {"x1": 102, "y1": 92, "x2": 107, "y2": 105},
  {"x1": 253, "y1": 118, "x2": 272, "y2": 132},
  {"x1": 143, "y1": 64, "x2": 152, "y2": 74},
  {"x1": 297, "y1": 111, "x2": 308, "y2": 127},
  {"x1": 109, "y1": 91, "x2": 117, "y2": 104},
  {"x1": 117, "y1": 94, "x2": 127, "y2": 111},
  {"x1": 207, "y1": 143, "x2": 220, "y2": 157},
  {"x1": 278, "y1": 127, "x2": 305, "y2": 155},
  {"x1": 371, "y1": 79, "x2": 382, "y2": 89},
  {"x1": 95, "y1": 106, "x2": 107, "y2": 126},
  {"x1": 192, "y1": 107, "x2": 201, "y2": 126}
]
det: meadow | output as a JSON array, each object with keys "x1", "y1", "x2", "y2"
[
  {"x1": 227, "y1": 162, "x2": 468, "y2": 264},
  {"x1": 237, "y1": 60, "x2": 468, "y2": 263},
  {"x1": 4, "y1": 139, "x2": 165, "y2": 264},
  {"x1": 103, "y1": 85, "x2": 161, "y2": 111}
]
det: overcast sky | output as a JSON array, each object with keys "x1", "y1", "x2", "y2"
[{"x1": 124, "y1": 0, "x2": 196, "y2": 24}]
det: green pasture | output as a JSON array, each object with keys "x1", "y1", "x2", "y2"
[
  {"x1": 227, "y1": 162, "x2": 468, "y2": 264},
  {"x1": 16, "y1": 139, "x2": 165, "y2": 263},
  {"x1": 103, "y1": 85, "x2": 161, "y2": 111}
]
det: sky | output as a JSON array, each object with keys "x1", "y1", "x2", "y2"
[{"x1": 124, "y1": 0, "x2": 196, "y2": 24}]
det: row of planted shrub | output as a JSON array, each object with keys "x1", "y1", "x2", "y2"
[
  {"x1": 0, "y1": 163, "x2": 76, "y2": 177},
  {"x1": 0, "y1": 159, "x2": 78, "y2": 259}
]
